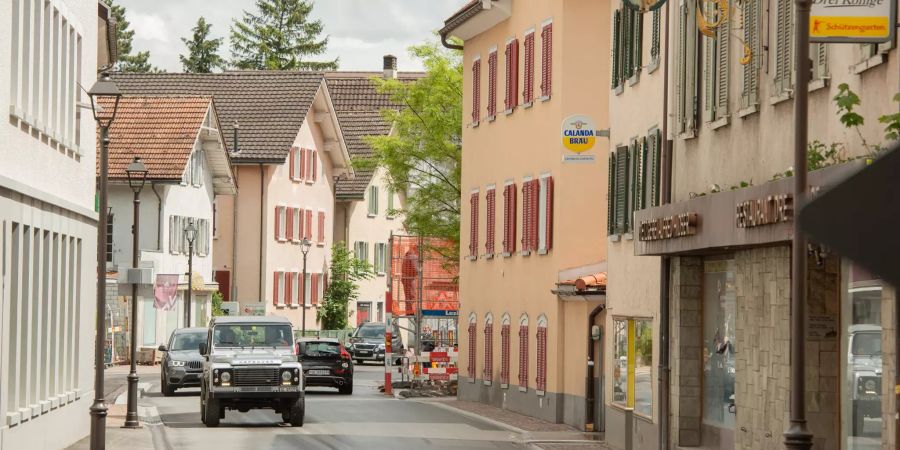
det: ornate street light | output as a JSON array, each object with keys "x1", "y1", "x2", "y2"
[
  {"x1": 184, "y1": 219, "x2": 198, "y2": 327},
  {"x1": 87, "y1": 72, "x2": 122, "y2": 450},
  {"x1": 123, "y1": 157, "x2": 147, "y2": 429},
  {"x1": 300, "y1": 238, "x2": 312, "y2": 336}
]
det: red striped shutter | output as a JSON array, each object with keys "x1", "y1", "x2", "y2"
[
  {"x1": 532, "y1": 181, "x2": 540, "y2": 250},
  {"x1": 306, "y1": 210, "x2": 313, "y2": 240},
  {"x1": 504, "y1": 42, "x2": 512, "y2": 110},
  {"x1": 318, "y1": 211, "x2": 325, "y2": 243},
  {"x1": 289, "y1": 148, "x2": 296, "y2": 180},
  {"x1": 468, "y1": 322, "x2": 477, "y2": 379},
  {"x1": 273, "y1": 272, "x2": 279, "y2": 306},
  {"x1": 311, "y1": 274, "x2": 319, "y2": 305},
  {"x1": 509, "y1": 184, "x2": 517, "y2": 253},
  {"x1": 537, "y1": 327, "x2": 547, "y2": 392},
  {"x1": 541, "y1": 23, "x2": 553, "y2": 98},
  {"x1": 472, "y1": 59, "x2": 481, "y2": 123},
  {"x1": 312, "y1": 150, "x2": 318, "y2": 181},
  {"x1": 285, "y1": 272, "x2": 292, "y2": 305},
  {"x1": 500, "y1": 324, "x2": 510, "y2": 385},
  {"x1": 545, "y1": 177, "x2": 554, "y2": 251},
  {"x1": 523, "y1": 33, "x2": 535, "y2": 103},
  {"x1": 502, "y1": 186, "x2": 510, "y2": 253},
  {"x1": 505, "y1": 39, "x2": 519, "y2": 111},
  {"x1": 521, "y1": 182, "x2": 529, "y2": 250},
  {"x1": 274, "y1": 207, "x2": 281, "y2": 240},
  {"x1": 286, "y1": 207, "x2": 294, "y2": 241},
  {"x1": 518, "y1": 325, "x2": 528, "y2": 388},
  {"x1": 483, "y1": 323, "x2": 493, "y2": 380},
  {"x1": 488, "y1": 51, "x2": 497, "y2": 117},
  {"x1": 300, "y1": 274, "x2": 306, "y2": 306},
  {"x1": 300, "y1": 148, "x2": 307, "y2": 181},
  {"x1": 486, "y1": 189, "x2": 496, "y2": 255}
]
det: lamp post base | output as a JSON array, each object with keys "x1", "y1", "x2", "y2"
[
  {"x1": 122, "y1": 372, "x2": 141, "y2": 428},
  {"x1": 89, "y1": 399, "x2": 108, "y2": 449},
  {"x1": 783, "y1": 423, "x2": 813, "y2": 450}
]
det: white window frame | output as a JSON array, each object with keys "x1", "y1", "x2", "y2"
[
  {"x1": 276, "y1": 271, "x2": 285, "y2": 306},
  {"x1": 277, "y1": 206, "x2": 286, "y2": 241},
  {"x1": 293, "y1": 148, "x2": 301, "y2": 180},
  {"x1": 386, "y1": 188, "x2": 395, "y2": 219},
  {"x1": 304, "y1": 273, "x2": 312, "y2": 306},
  {"x1": 305, "y1": 149, "x2": 315, "y2": 183},
  {"x1": 291, "y1": 272, "x2": 300, "y2": 308},
  {"x1": 292, "y1": 207, "x2": 301, "y2": 242}
]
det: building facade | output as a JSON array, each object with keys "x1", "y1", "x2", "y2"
[
  {"x1": 104, "y1": 96, "x2": 235, "y2": 352},
  {"x1": 443, "y1": 0, "x2": 612, "y2": 429},
  {"x1": 0, "y1": 0, "x2": 112, "y2": 447}
]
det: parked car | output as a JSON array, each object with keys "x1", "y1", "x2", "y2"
[
  {"x1": 297, "y1": 338, "x2": 353, "y2": 394},
  {"x1": 347, "y1": 322, "x2": 403, "y2": 364},
  {"x1": 847, "y1": 324, "x2": 882, "y2": 436},
  {"x1": 199, "y1": 316, "x2": 304, "y2": 427},
  {"x1": 158, "y1": 327, "x2": 208, "y2": 396}
]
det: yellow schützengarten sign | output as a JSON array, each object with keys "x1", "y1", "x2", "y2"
[{"x1": 810, "y1": 0, "x2": 896, "y2": 43}]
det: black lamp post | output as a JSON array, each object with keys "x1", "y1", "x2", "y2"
[
  {"x1": 184, "y1": 219, "x2": 198, "y2": 327},
  {"x1": 87, "y1": 72, "x2": 121, "y2": 450},
  {"x1": 300, "y1": 238, "x2": 312, "y2": 336},
  {"x1": 123, "y1": 157, "x2": 147, "y2": 429}
]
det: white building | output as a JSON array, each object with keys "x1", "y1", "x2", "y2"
[
  {"x1": 104, "y1": 96, "x2": 235, "y2": 352},
  {"x1": 0, "y1": 0, "x2": 114, "y2": 448}
]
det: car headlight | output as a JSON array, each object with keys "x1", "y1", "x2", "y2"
[
  {"x1": 214, "y1": 369, "x2": 232, "y2": 387},
  {"x1": 171, "y1": 360, "x2": 186, "y2": 367},
  {"x1": 281, "y1": 368, "x2": 300, "y2": 386},
  {"x1": 341, "y1": 362, "x2": 349, "y2": 369}
]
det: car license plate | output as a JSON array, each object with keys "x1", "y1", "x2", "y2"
[
  {"x1": 309, "y1": 369, "x2": 329, "y2": 375},
  {"x1": 359, "y1": 351, "x2": 370, "y2": 355}
]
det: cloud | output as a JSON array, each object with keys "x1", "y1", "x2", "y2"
[{"x1": 129, "y1": 12, "x2": 172, "y2": 43}]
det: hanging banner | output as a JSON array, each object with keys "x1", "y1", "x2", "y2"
[
  {"x1": 810, "y1": 0, "x2": 896, "y2": 43},
  {"x1": 154, "y1": 274, "x2": 179, "y2": 310}
]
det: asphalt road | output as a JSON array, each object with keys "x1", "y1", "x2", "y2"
[{"x1": 140, "y1": 362, "x2": 525, "y2": 449}]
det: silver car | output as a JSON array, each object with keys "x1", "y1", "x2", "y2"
[{"x1": 158, "y1": 327, "x2": 208, "y2": 396}]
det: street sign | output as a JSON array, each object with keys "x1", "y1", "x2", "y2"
[
  {"x1": 241, "y1": 303, "x2": 266, "y2": 316},
  {"x1": 810, "y1": 0, "x2": 896, "y2": 43},
  {"x1": 221, "y1": 301, "x2": 239, "y2": 316}
]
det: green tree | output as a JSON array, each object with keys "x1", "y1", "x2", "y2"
[
  {"x1": 229, "y1": 0, "x2": 338, "y2": 70},
  {"x1": 318, "y1": 244, "x2": 372, "y2": 330},
  {"x1": 211, "y1": 291, "x2": 225, "y2": 317},
  {"x1": 361, "y1": 40, "x2": 463, "y2": 263},
  {"x1": 180, "y1": 17, "x2": 225, "y2": 73},
  {"x1": 104, "y1": 0, "x2": 159, "y2": 72}
]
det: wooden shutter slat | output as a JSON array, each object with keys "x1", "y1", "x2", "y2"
[
  {"x1": 488, "y1": 51, "x2": 498, "y2": 117},
  {"x1": 285, "y1": 272, "x2": 292, "y2": 305},
  {"x1": 608, "y1": 153, "x2": 617, "y2": 235},
  {"x1": 523, "y1": 33, "x2": 534, "y2": 103},
  {"x1": 306, "y1": 210, "x2": 313, "y2": 240},
  {"x1": 651, "y1": 9, "x2": 660, "y2": 60},
  {"x1": 612, "y1": 10, "x2": 621, "y2": 88},
  {"x1": 289, "y1": 148, "x2": 296, "y2": 180},
  {"x1": 716, "y1": 11, "x2": 729, "y2": 119},
  {"x1": 274, "y1": 207, "x2": 281, "y2": 239},
  {"x1": 472, "y1": 59, "x2": 481, "y2": 123},
  {"x1": 615, "y1": 147, "x2": 630, "y2": 234},
  {"x1": 540, "y1": 23, "x2": 552, "y2": 97}
]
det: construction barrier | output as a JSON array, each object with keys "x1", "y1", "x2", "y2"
[{"x1": 408, "y1": 347, "x2": 459, "y2": 381}]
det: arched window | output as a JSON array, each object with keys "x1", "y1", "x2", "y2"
[
  {"x1": 536, "y1": 315, "x2": 549, "y2": 395},
  {"x1": 467, "y1": 312, "x2": 477, "y2": 382},
  {"x1": 483, "y1": 313, "x2": 494, "y2": 384},
  {"x1": 500, "y1": 313, "x2": 511, "y2": 387},
  {"x1": 518, "y1": 313, "x2": 529, "y2": 391}
]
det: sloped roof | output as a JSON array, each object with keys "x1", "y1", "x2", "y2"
[
  {"x1": 324, "y1": 72, "x2": 424, "y2": 199},
  {"x1": 97, "y1": 96, "x2": 212, "y2": 181},
  {"x1": 111, "y1": 72, "x2": 323, "y2": 163}
]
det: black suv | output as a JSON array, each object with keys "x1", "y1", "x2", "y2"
[
  {"x1": 347, "y1": 322, "x2": 403, "y2": 365},
  {"x1": 158, "y1": 327, "x2": 208, "y2": 395},
  {"x1": 297, "y1": 338, "x2": 353, "y2": 395}
]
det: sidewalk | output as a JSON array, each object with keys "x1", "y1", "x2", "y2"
[{"x1": 422, "y1": 399, "x2": 614, "y2": 450}]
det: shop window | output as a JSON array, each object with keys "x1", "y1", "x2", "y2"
[
  {"x1": 612, "y1": 317, "x2": 653, "y2": 417},
  {"x1": 702, "y1": 258, "x2": 736, "y2": 430}
]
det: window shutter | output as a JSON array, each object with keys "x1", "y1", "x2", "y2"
[
  {"x1": 649, "y1": 130, "x2": 662, "y2": 207},
  {"x1": 306, "y1": 210, "x2": 313, "y2": 240},
  {"x1": 540, "y1": 23, "x2": 552, "y2": 97},
  {"x1": 486, "y1": 189, "x2": 496, "y2": 255},
  {"x1": 505, "y1": 41, "x2": 512, "y2": 110},
  {"x1": 289, "y1": 148, "x2": 296, "y2": 180},
  {"x1": 488, "y1": 51, "x2": 498, "y2": 117},
  {"x1": 633, "y1": 8, "x2": 643, "y2": 75},
  {"x1": 607, "y1": 153, "x2": 617, "y2": 235},
  {"x1": 544, "y1": 176, "x2": 553, "y2": 251},
  {"x1": 812, "y1": 43, "x2": 828, "y2": 80},
  {"x1": 483, "y1": 323, "x2": 493, "y2": 380},
  {"x1": 741, "y1": 0, "x2": 760, "y2": 109},
  {"x1": 716, "y1": 11, "x2": 729, "y2": 120},
  {"x1": 273, "y1": 272, "x2": 279, "y2": 306},
  {"x1": 536, "y1": 327, "x2": 547, "y2": 392},
  {"x1": 775, "y1": 0, "x2": 794, "y2": 95},
  {"x1": 286, "y1": 207, "x2": 294, "y2": 241},
  {"x1": 523, "y1": 33, "x2": 534, "y2": 103},
  {"x1": 311, "y1": 274, "x2": 319, "y2": 305},
  {"x1": 612, "y1": 10, "x2": 621, "y2": 88},
  {"x1": 468, "y1": 322, "x2": 477, "y2": 380},
  {"x1": 284, "y1": 271, "x2": 292, "y2": 305},
  {"x1": 509, "y1": 184, "x2": 517, "y2": 253},
  {"x1": 300, "y1": 272, "x2": 306, "y2": 306},
  {"x1": 675, "y1": 3, "x2": 686, "y2": 131},
  {"x1": 531, "y1": 181, "x2": 540, "y2": 250},
  {"x1": 300, "y1": 148, "x2": 307, "y2": 180},
  {"x1": 623, "y1": 8, "x2": 633, "y2": 80},
  {"x1": 502, "y1": 186, "x2": 510, "y2": 253},
  {"x1": 469, "y1": 192, "x2": 478, "y2": 257},
  {"x1": 501, "y1": 325, "x2": 510, "y2": 385},
  {"x1": 651, "y1": 9, "x2": 661, "y2": 61},
  {"x1": 472, "y1": 59, "x2": 481, "y2": 123},
  {"x1": 521, "y1": 182, "x2": 530, "y2": 250},
  {"x1": 638, "y1": 138, "x2": 647, "y2": 211},
  {"x1": 312, "y1": 151, "x2": 318, "y2": 181},
  {"x1": 704, "y1": 6, "x2": 715, "y2": 120},
  {"x1": 274, "y1": 207, "x2": 281, "y2": 239},
  {"x1": 628, "y1": 144, "x2": 637, "y2": 231},
  {"x1": 318, "y1": 211, "x2": 325, "y2": 243},
  {"x1": 615, "y1": 147, "x2": 630, "y2": 234},
  {"x1": 518, "y1": 325, "x2": 528, "y2": 388}
]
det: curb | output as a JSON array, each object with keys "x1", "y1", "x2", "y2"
[
  {"x1": 113, "y1": 382, "x2": 152, "y2": 405},
  {"x1": 418, "y1": 399, "x2": 527, "y2": 434}
]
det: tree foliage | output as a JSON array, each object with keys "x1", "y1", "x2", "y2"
[
  {"x1": 180, "y1": 17, "x2": 225, "y2": 73},
  {"x1": 229, "y1": 0, "x2": 338, "y2": 70},
  {"x1": 361, "y1": 40, "x2": 462, "y2": 263},
  {"x1": 318, "y1": 243, "x2": 372, "y2": 330},
  {"x1": 104, "y1": 0, "x2": 159, "y2": 72}
]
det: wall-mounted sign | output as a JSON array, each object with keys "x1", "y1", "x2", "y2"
[
  {"x1": 735, "y1": 194, "x2": 793, "y2": 228},
  {"x1": 622, "y1": 0, "x2": 669, "y2": 13},
  {"x1": 561, "y1": 114, "x2": 597, "y2": 163},
  {"x1": 638, "y1": 213, "x2": 699, "y2": 241},
  {"x1": 810, "y1": 0, "x2": 896, "y2": 43}
]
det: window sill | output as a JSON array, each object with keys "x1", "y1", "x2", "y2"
[
  {"x1": 627, "y1": 72, "x2": 641, "y2": 87},
  {"x1": 518, "y1": 386, "x2": 527, "y2": 392},
  {"x1": 540, "y1": 95, "x2": 551, "y2": 102},
  {"x1": 468, "y1": 377, "x2": 476, "y2": 384},
  {"x1": 289, "y1": 304, "x2": 299, "y2": 309},
  {"x1": 520, "y1": 250, "x2": 531, "y2": 257},
  {"x1": 483, "y1": 253, "x2": 494, "y2": 260},
  {"x1": 277, "y1": 238, "x2": 287, "y2": 243},
  {"x1": 769, "y1": 90, "x2": 793, "y2": 106},
  {"x1": 276, "y1": 303, "x2": 286, "y2": 308},
  {"x1": 613, "y1": 85, "x2": 624, "y2": 96},
  {"x1": 504, "y1": 108, "x2": 515, "y2": 116},
  {"x1": 502, "y1": 252, "x2": 512, "y2": 258},
  {"x1": 483, "y1": 380, "x2": 492, "y2": 386},
  {"x1": 305, "y1": 180, "x2": 314, "y2": 185},
  {"x1": 648, "y1": 57, "x2": 660, "y2": 74},
  {"x1": 487, "y1": 115, "x2": 496, "y2": 123},
  {"x1": 500, "y1": 383, "x2": 509, "y2": 389},
  {"x1": 852, "y1": 53, "x2": 886, "y2": 74},
  {"x1": 536, "y1": 390, "x2": 545, "y2": 397},
  {"x1": 710, "y1": 115, "x2": 730, "y2": 131},
  {"x1": 317, "y1": 242, "x2": 325, "y2": 247},
  {"x1": 738, "y1": 104, "x2": 758, "y2": 118},
  {"x1": 471, "y1": 120, "x2": 480, "y2": 128},
  {"x1": 608, "y1": 234, "x2": 620, "y2": 242},
  {"x1": 809, "y1": 78, "x2": 829, "y2": 92},
  {"x1": 522, "y1": 101, "x2": 533, "y2": 109},
  {"x1": 678, "y1": 130, "x2": 696, "y2": 140},
  {"x1": 367, "y1": 213, "x2": 377, "y2": 218},
  {"x1": 467, "y1": 255, "x2": 477, "y2": 261},
  {"x1": 624, "y1": 233, "x2": 634, "y2": 241},
  {"x1": 537, "y1": 249, "x2": 548, "y2": 255}
]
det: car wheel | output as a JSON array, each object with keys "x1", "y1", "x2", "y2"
[
  {"x1": 289, "y1": 395, "x2": 305, "y2": 427},
  {"x1": 204, "y1": 396, "x2": 220, "y2": 427},
  {"x1": 200, "y1": 394, "x2": 206, "y2": 424},
  {"x1": 339, "y1": 382, "x2": 353, "y2": 395},
  {"x1": 162, "y1": 376, "x2": 176, "y2": 397}
]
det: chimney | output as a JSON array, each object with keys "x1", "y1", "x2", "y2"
[
  {"x1": 383, "y1": 54, "x2": 397, "y2": 79},
  {"x1": 232, "y1": 121, "x2": 240, "y2": 154}
]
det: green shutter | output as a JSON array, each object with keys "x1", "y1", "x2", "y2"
[
  {"x1": 615, "y1": 146, "x2": 630, "y2": 234},
  {"x1": 637, "y1": 138, "x2": 647, "y2": 211},
  {"x1": 676, "y1": 2, "x2": 687, "y2": 132},
  {"x1": 627, "y1": 143, "x2": 636, "y2": 232},
  {"x1": 716, "y1": 12, "x2": 729, "y2": 119},
  {"x1": 612, "y1": 10, "x2": 621, "y2": 88},
  {"x1": 703, "y1": 5, "x2": 715, "y2": 121},
  {"x1": 623, "y1": 7, "x2": 633, "y2": 80},
  {"x1": 608, "y1": 152, "x2": 617, "y2": 235},
  {"x1": 633, "y1": 9, "x2": 643, "y2": 75},
  {"x1": 775, "y1": 0, "x2": 793, "y2": 95},
  {"x1": 651, "y1": 9, "x2": 660, "y2": 61},
  {"x1": 741, "y1": 0, "x2": 760, "y2": 109}
]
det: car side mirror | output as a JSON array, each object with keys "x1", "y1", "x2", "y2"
[
  {"x1": 158, "y1": 344, "x2": 168, "y2": 352},
  {"x1": 199, "y1": 343, "x2": 208, "y2": 356},
  {"x1": 297, "y1": 343, "x2": 306, "y2": 356}
]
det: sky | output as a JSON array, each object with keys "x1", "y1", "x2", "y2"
[{"x1": 115, "y1": 0, "x2": 468, "y2": 73}]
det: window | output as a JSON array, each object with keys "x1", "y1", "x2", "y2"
[
  {"x1": 273, "y1": 271, "x2": 285, "y2": 306},
  {"x1": 305, "y1": 149, "x2": 317, "y2": 182},
  {"x1": 675, "y1": 0, "x2": 699, "y2": 134},
  {"x1": 368, "y1": 185, "x2": 379, "y2": 216},
  {"x1": 485, "y1": 186, "x2": 496, "y2": 257},
  {"x1": 387, "y1": 188, "x2": 395, "y2": 217},
  {"x1": 504, "y1": 37, "x2": 519, "y2": 113},
  {"x1": 773, "y1": 0, "x2": 793, "y2": 97},
  {"x1": 540, "y1": 19, "x2": 552, "y2": 98},
  {"x1": 612, "y1": 317, "x2": 653, "y2": 417},
  {"x1": 305, "y1": 209, "x2": 313, "y2": 240},
  {"x1": 538, "y1": 175, "x2": 553, "y2": 253},
  {"x1": 502, "y1": 181, "x2": 517, "y2": 255},
  {"x1": 703, "y1": 1, "x2": 728, "y2": 122},
  {"x1": 275, "y1": 206, "x2": 286, "y2": 241},
  {"x1": 317, "y1": 211, "x2": 325, "y2": 244},
  {"x1": 190, "y1": 150, "x2": 203, "y2": 186},
  {"x1": 702, "y1": 258, "x2": 736, "y2": 429},
  {"x1": 304, "y1": 273, "x2": 312, "y2": 306},
  {"x1": 468, "y1": 189, "x2": 479, "y2": 259},
  {"x1": 500, "y1": 315, "x2": 511, "y2": 386},
  {"x1": 523, "y1": 30, "x2": 535, "y2": 104},
  {"x1": 487, "y1": 48, "x2": 498, "y2": 119},
  {"x1": 291, "y1": 272, "x2": 300, "y2": 306},
  {"x1": 292, "y1": 208, "x2": 301, "y2": 242},
  {"x1": 374, "y1": 242, "x2": 387, "y2": 274},
  {"x1": 741, "y1": 0, "x2": 761, "y2": 110},
  {"x1": 483, "y1": 314, "x2": 493, "y2": 384},
  {"x1": 612, "y1": 7, "x2": 641, "y2": 89},
  {"x1": 106, "y1": 213, "x2": 114, "y2": 263},
  {"x1": 289, "y1": 147, "x2": 300, "y2": 180},
  {"x1": 467, "y1": 314, "x2": 477, "y2": 382},
  {"x1": 521, "y1": 178, "x2": 537, "y2": 254},
  {"x1": 354, "y1": 241, "x2": 369, "y2": 263},
  {"x1": 471, "y1": 56, "x2": 481, "y2": 125},
  {"x1": 518, "y1": 315, "x2": 529, "y2": 390},
  {"x1": 812, "y1": 43, "x2": 828, "y2": 82},
  {"x1": 650, "y1": 9, "x2": 661, "y2": 67},
  {"x1": 9, "y1": 0, "x2": 83, "y2": 153}
]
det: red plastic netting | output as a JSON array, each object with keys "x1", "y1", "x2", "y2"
[{"x1": 390, "y1": 235, "x2": 459, "y2": 317}]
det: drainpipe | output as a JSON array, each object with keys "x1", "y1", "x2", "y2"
[
  {"x1": 440, "y1": 32, "x2": 463, "y2": 50},
  {"x1": 585, "y1": 302, "x2": 605, "y2": 432},
  {"x1": 231, "y1": 123, "x2": 240, "y2": 303},
  {"x1": 658, "y1": 1, "x2": 673, "y2": 449},
  {"x1": 258, "y1": 163, "x2": 265, "y2": 302},
  {"x1": 151, "y1": 183, "x2": 163, "y2": 251}
]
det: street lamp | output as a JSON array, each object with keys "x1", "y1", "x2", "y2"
[
  {"x1": 123, "y1": 157, "x2": 147, "y2": 429},
  {"x1": 87, "y1": 72, "x2": 122, "y2": 450},
  {"x1": 300, "y1": 238, "x2": 312, "y2": 336},
  {"x1": 184, "y1": 219, "x2": 198, "y2": 327}
]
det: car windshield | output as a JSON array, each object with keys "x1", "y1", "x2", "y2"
[
  {"x1": 302, "y1": 341, "x2": 340, "y2": 357},
  {"x1": 355, "y1": 325, "x2": 385, "y2": 339},
  {"x1": 171, "y1": 332, "x2": 207, "y2": 351},
  {"x1": 852, "y1": 332, "x2": 881, "y2": 355},
  {"x1": 213, "y1": 324, "x2": 293, "y2": 348}
]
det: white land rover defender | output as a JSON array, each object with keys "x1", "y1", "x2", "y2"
[{"x1": 199, "y1": 316, "x2": 304, "y2": 427}]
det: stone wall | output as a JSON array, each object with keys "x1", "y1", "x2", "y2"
[
  {"x1": 880, "y1": 285, "x2": 896, "y2": 450},
  {"x1": 670, "y1": 256, "x2": 702, "y2": 446}
]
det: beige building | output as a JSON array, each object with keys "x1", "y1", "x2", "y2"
[
  {"x1": 610, "y1": 0, "x2": 899, "y2": 449},
  {"x1": 442, "y1": 0, "x2": 611, "y2": 429}
]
